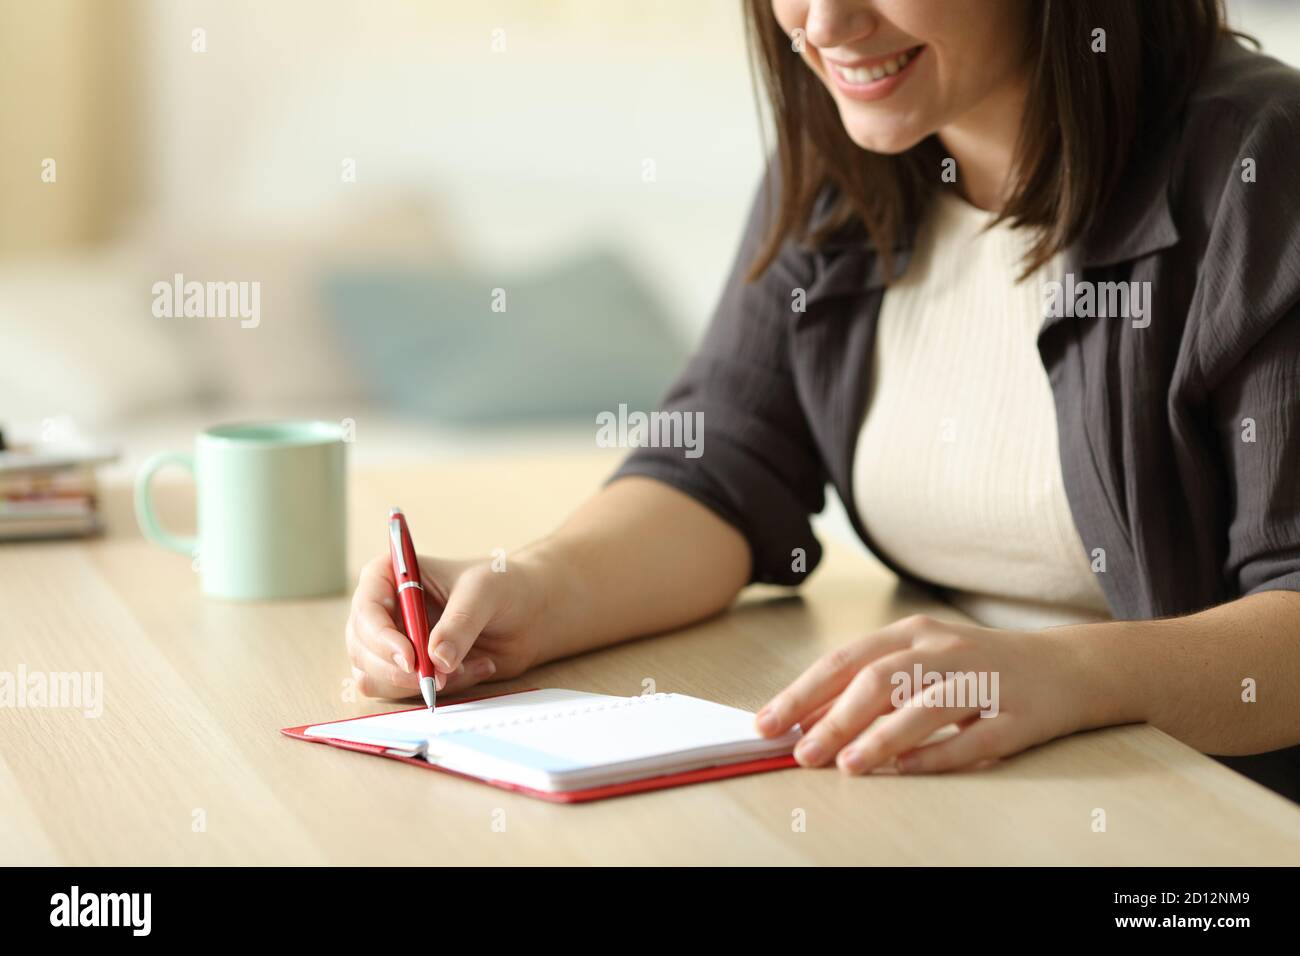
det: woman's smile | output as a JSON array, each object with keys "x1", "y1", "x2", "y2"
[{"x1": 822, "y1": 44, "x2": 925, "y2": 102}]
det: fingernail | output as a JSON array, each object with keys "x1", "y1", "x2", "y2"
[
  {"x1": 432, "y1": 645, "x2": 455, "y2": 670},
  {"x1": 837, "y1": 747, "x2": 865, "y2": 774},
  {"x1": 351, "y1": 666, "x2": 364, "y2": 682},
  {"x1": 795, "y1": 739, "x2": 823, "y2": 765},
  {"x1": 391, "y1": 653, "x2": 410, "y2": 674},
  {"x1": 897, "y1": 754, "x2": 919, "y2": 774},
  {"x1": 755, "y1": 706, "x2": 778, "y2": 734},
  {"x1": 478, "y1": 658, "x2": 497, "y2": 678}
]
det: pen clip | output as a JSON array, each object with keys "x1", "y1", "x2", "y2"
[{"x1": 390, "y1": 515, "x2": 408, "y2": 577}]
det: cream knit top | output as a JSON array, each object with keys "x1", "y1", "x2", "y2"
[{"x1": 852, "y1": 191, "x2": 1112, "y2": 630}]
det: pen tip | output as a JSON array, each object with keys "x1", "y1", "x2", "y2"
[{"x1": 389, "y1": 506, "x2": 402, "y2": 518}]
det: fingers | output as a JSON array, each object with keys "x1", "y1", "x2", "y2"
[
  {"x1": 351, "y1": 632, "x2": 418, "y2": 691},
  {"x1": 437, "y1": 654, "x2": 499, "y2": 695},
  {"x1": 350, "y1": 664, "x2": 418, "y2": 700},
  {"x1": 756, "y1": 619, "x2": 918, "y2": 737},
  {"x1": 836, "y1": 675, "x2": 982, "y2": 774},
  {"x1": 350, "y1": 555, "x2": 412, "y2": 660},
  {"x1": 896, "y1": 717, "x2": 1005, "y2": 774},
  {"x1": 346, "y1": 556, "x2": 420, "y2": 698},
  {"x1": 353, "y1": 554, "x2": 398, "y2": 611},
  {"x1": 346, "y1": 617, "x2": 418, "y2": 697},
  {"x1": 797, "y1": 699, "x2": 834, "y2": 733},
  {"x1": 427, "y1": 567, "x2": 499, "y2": 674},
  {"x1": 347, "y1": 628, "x2": 497, "y2": 701},
  {"x1": 354, "y1": 601, "x2": 418, "y2": 674},
  {"x1": 791, "y1": 648, "x2": 916, "y2": 766},
  {"x1": 346, "y1": 552, "x2": 510, "y2": 701}
]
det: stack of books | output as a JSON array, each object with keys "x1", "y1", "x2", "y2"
[{"x1": 0, "y1": 435, "x2": 118, "y2": 542}]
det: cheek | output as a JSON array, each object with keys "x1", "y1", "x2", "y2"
[{"x1": 908, "y1": 6, "x2": 1030, "y2": 112}]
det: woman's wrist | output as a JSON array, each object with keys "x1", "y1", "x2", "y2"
[
  {"x1": 1052, "y1": 620, "x2": 1153, "y2": 731},
  {"x1": 510, "y1": 535, "x2": 589, "y2": 664}
]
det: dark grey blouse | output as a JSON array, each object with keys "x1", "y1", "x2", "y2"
[{"x1": 613, "y1": 38, "x2": 1300, "y2": 622}]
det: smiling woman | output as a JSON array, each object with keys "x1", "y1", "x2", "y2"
[
  {"x1": 343, "y1": 0, "x2": 1300, "y2": 801},
  {"x1": 746, "y1": 0, "x2": 1223, "y2": 273}
]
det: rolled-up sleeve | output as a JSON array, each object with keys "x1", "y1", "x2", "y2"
[
  {"x1": 1199, "y1": 97, "x2": 1300, "y2": 599},
  {"x1": 1213, "y1": 301, "x2": 1300, "y2": 598},
  {"x1": 609, "y1": 167, "x2": 829, "y2": 585}
]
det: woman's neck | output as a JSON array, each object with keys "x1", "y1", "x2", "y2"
[{"x1": 937, "y1": 71, "x2": 1030, "y2": 212}]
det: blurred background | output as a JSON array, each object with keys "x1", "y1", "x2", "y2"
[
  {"x1": 1, "y1": 0, "x2": 1298, "y2": 485},
  {"x1": 0, "y1": 0, "x2": 765, "y2": 478}
]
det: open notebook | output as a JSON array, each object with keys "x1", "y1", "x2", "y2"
[{"x1": 285, "y1": 689, "x2": 801, "y2": 802}]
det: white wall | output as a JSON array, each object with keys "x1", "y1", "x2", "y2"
[
  {"x1": 138, "y1": 0, "x2": 768, "y2": 340},
  {"x1": 1231, "y1": 0, "x2": 1300, "y2": 68}
]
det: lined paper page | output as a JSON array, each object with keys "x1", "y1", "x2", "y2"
[
  {"x1": 426, "y1": 693, "x2": 800, "y2": 791},
  {"x1": 304, "y1": 689, "x2": 615, "y2": 748},
  {"x1": 305, "y1": 689, "x2": 801, "y2": 792},
  {"x1": 441, "y1": 694, "x2": 779, "y2": 765}
]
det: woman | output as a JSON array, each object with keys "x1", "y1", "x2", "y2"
[{"x1": 345, "y1": 1, "x2": 1300, "y2": 793}]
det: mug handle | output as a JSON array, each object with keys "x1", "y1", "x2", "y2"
[{"x1": 134, "y1": 451, "x2": 199, "y2": 557}]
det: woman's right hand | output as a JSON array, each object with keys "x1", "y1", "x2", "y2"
[
  {"x1": 344, "y1": 477, "x2": 752, "y2": 701},
  {"x1": 344, "y1": 551, "x2": 553, "y2": 700}
]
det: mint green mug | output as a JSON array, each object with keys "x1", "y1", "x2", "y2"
[{"x1": 135, "y1": 421, "x2": 348, "y2": 600}]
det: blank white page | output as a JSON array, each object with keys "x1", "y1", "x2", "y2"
[{"x1": 423, "y1": 692, "x2": 801, "y2": 792}]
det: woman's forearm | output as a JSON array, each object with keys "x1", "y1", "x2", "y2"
[
  {"x1": 517, "y1": 476, "x2": 752, "y2": 663},
  {"x1": 1069, "y1": 590, "x2": 1300, "y2": 754}
]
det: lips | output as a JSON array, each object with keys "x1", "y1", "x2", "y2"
[
  {"x1": 826, "y1": 45, "x2": 923, "y2": 85},
  {"x1": 820, "y1": 44, "x2": 925, "y2": 103}
]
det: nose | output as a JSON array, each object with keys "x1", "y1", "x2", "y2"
[{"x1": 803, "y1": 0, "x2": 878, "y2": 52}]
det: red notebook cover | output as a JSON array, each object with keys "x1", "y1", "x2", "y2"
[{"x1": 281, "y1": 688, "x2": 798, "y2": 804}]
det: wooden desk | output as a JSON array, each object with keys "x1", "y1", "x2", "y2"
[{"x1": 3, "y1": 451, "x2": 1299, "y2": 865}]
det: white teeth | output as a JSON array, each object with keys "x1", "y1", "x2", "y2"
[{"x1": 833, "y1": 48, "x2": 914, "y2": 85}]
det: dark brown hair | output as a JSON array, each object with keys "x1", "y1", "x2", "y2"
[{"x1": 743, "y1": 0, "x2": 1229, "y2": 280}]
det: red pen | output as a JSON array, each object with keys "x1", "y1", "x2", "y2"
[{"x1": 388, "y1": 507, "x2": 436, "y2": 712}]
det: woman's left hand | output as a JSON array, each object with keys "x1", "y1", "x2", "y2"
[{"x1": 754, "y1": 614, "x2": 1103, "y2": 774}]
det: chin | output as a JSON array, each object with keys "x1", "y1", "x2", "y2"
[{"x1": 837, "y1": 109, "x2": 930, "y2": 156}]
